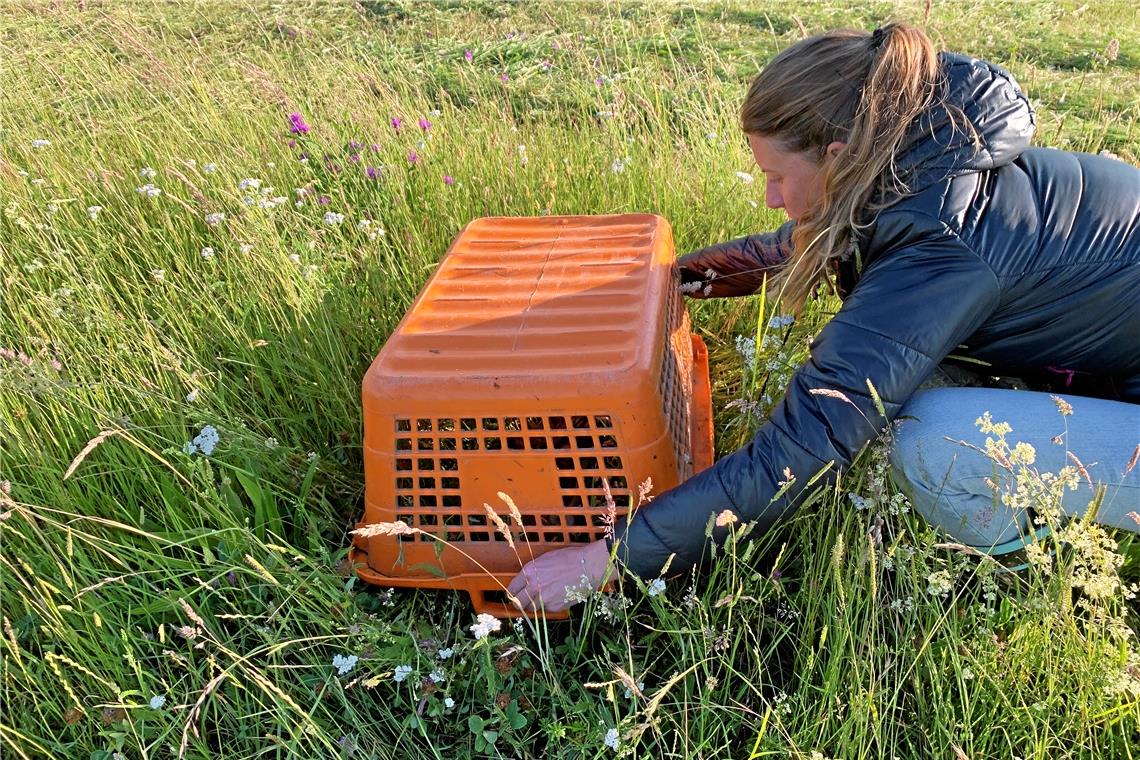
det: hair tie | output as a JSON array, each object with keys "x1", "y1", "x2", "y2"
[{"x1": 870, "y1": 27, "x2": 886, "y2": 51}]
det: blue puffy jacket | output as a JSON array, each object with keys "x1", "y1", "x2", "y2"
[{"x1": 611, "y1": 53, "x2": 1140, "y2": 580}]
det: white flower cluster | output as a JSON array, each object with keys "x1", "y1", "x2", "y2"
[
  {"x1": 357, "y1": 218, "x2": 385, "y2": 240},
  {"x1": 926, "y1": 569, "x2": 955, "y2": 598},
  {"x1": 31, "y1": 139, "x2": 51, "y2": 149},
  {"x1": 136, "y1": 184, "x2": 161, "y2": 197},
  {"x1": 610, "y1": 156, "x2": 629, "y2": 174},
  {"x1": 183, "y1": 424, "x2": 219, "y2": 456},
  {"x1": 205, "y1": 212, "x2": 225, "y2": 226},
  {"x1": 139, "y1": 167, "x2": 157, "y2": 179},
  {"x1": 393, "y1": 664, "x2": 413, "y2": 682},
  {"x1": 469, "y1": 612, "x2": 501, "y2": 640},
  {"x1": 323, "y1": 211, "x2": 345, "y2": 226},
  {"x1": 332, "y1": 653, "x2": 358, "y2": 675}
]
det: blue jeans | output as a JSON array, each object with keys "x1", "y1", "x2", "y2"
[{"x1": 889, "y1": 388, "x2": 1140, "y2": 554}]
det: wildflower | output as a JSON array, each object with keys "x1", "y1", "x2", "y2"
[
  {"x1": 926, "y1": 569, "x2": 954, "y2": 598},
  {"x1": 444, "y1": 696, "x2": 455, "y2": 709},
  {"x1": 323, "y1": 211, "x2": 345, "y2": 226},
  {"x1": 185, "y1": 389, "x2": 199, "y2": 403},
  {"x1": 390, "y1": 117, "x2": 403, "y2": 131},
  {"x1": 541, "y1": 59, "x2": 552, "y2": 72},
  {"x1": 500, "y1": 72, "x2": 510, "y2": 82},
  {"x1": 332, "y1": 654, "x2": 358, "y2": 675},
  {"x1": 443, "y1": 175, "x2": 455, "y2": 185},
  {"x1": 136, "y1": 184, "x2": 161, "y2": 197},
  {"x1": 437, "y1": 647, "x2": 453, "y2": 660},
  {"x1": 407, "y1": 150, "x2": 419, "y2": 164},
  {"x1": 149, "y1": 695, "x2": 166, "y2": 710},
  {"x1": 393, "y1": 664, "x2": 413, "y2": 682},
  {"x1": 429, "y1": 109, "x2": 442, "y2": 117},
  {"x1": 1051, "y1": 395, "x2": 1074, "y2": 416},
  {"x1": 150, "y1": 269, "x2": 165, "y2": 282},
  {"x1": 240, "y1": 243, "x2": 253, "y2": 254},
  {"x1": 464, "y1": 49, "x2": 473, "y2": 63},
  {"x1": 768, "y1": 314, "x2": 795, "y2": 329},
  {"x1": 203, "y1": 163, "x2": 218, "y2": 173},
  {"x1": 317, "y1": 195, "x2": 331, "y2": 205},
  {"x1": 647, "y1": 578, "x2": 666, "y2": 597},
  {"x1": 87, "y1": 205, "x2": 103, "y2": 220},
  {"x1": 289, "y1": 112, "x2": 311, "y2": 134},
  {"x1": 200, "y1": 247, "x2": 215, "y2": 260},
  {"x1": 205, "y1": 212, "x2": 225, "y2": 226},
  {"x1": 610, "y1": 156, "x2": 629, "y2": 174},
  {"x1": 429, "y1": 669, "x2": 445, "y2": 683},
  {"x1": 31, "y1": 178, "x2": 45, "y2": 186},
  {"x1": 263, "y1": 437, "x2": 278, "y2": 449},
  {"x1": 469, "y1": 613, "x2": 502, "y2": 640},
  {"x1": 349, "y1": 153, "x2": 361, "y2": 163},
  {"x1": 32, "y1": 139, "x2": 51, "y2": 149},
  {"x1": 418, "y1": 117, "x2": 432, "y2": 131},
  {"x1": 714, "y1": 509, "x2": 738, "y2": 527},
  {"x1": 139, "y1": 167, "x2": 157, "y2": 179},
  {"x1": 735, "y1": 171, "x2": 754, "y2": 184},
  {"x1": 603, "y1": 727, "x2": 620, "y2": 751},
  {"x1": 705, "y1": 131, "x2": 718, "y2": 140},
  {"x1": 623, "y1": 680, "x2": 645, "y2": 699},
  {"x1": 184, "y1": 424, "x2": 220, "y2": 456},
  {"x1": 289, "y1": 254, "x2": 301, "y2": 264}
]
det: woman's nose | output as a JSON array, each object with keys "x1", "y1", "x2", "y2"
[{"x1": 766, "y1": 186, "x2": 783, "y2": 209}]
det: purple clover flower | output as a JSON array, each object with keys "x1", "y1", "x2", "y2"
[
  {"x1": 366, "y1": 166, "x2": 381, "y2": 179},
  {"x1": 464, "y1": 49, "x2": 473, "y2": 63},
  {"x1": 391, "y1": 117, "x2": 403, "y2": 131},
  {"x1": 349, "y1": 153, "x2": 361, "y2": 163},
  {"x1": 289, "y1": 112, "x2": 311, "y2": 134},
  {"x1": 370, "y1": 143, "x2": 381, "y2": 152},
  {"x1": 499, "y1": 73, "x2": 510, "y2": 83},
  {"x1": 287, "y1": 139, "x2": 297, "y2": 148},
  {"x1": 407, "y1": 150, "x2": 419, "y2": 164},
  {"x1": 317, "y1": 195, "x2": 331, "y2": 205},
  {"x1": 418, "y1": 117, "x2": 431, "y2": 131},
  {"x1": 443, "y1": 175, "x2": 455, "y2": 185}
]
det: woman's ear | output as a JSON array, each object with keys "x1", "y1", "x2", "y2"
[{"x1": 825, "y1": 140, "x2": 847, "y2": 159}]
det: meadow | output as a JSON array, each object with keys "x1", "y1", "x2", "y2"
[{"x1": 2, "y1": 1, "x2": 1138, "y2": 758}]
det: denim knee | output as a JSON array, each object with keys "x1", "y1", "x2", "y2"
[{"x1": 889, "y1": 389, "x2": 1026, "y2": 548}]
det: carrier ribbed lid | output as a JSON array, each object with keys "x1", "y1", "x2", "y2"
[{"x1": 374, "y1": 214, "x2": 674, "y2": 376}]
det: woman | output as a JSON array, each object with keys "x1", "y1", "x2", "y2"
[{"x1": 508, "y1": 23, "x2": 1140, "y2": 612}]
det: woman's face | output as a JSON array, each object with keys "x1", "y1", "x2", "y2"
[{"x1": 747, "y1": 134, "x2": 841, "y2": 222}]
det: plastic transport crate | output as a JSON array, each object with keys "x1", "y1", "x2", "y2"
[{"x1": 352, "y1": 214, "x2": 714, "y2": 618}]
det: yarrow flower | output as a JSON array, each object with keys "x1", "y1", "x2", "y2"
[
  {"x1": 86, "y1": 205, "x2": 103, "y2": 220},
  {"x1": 149, "y1": 695, "x2": 166, "y2": 710},
  {"x1": 332, "y1": 654, "x2": 358, "y2": 675},
  {"x1": 610, "y1": 156, "x2": 629, "y2": 174},
  {"x1": 469, "y1": 613, "x2": 502, "y2": 640},
  {"x1": 238, "y1": 177, "x2": 261, "y2": 192},
  {"x1": 735, "y1": 171, "x2": 754, "y2": 184},
  {"x1": 289, "y1": 112, "x2": 311, "y2": 134},
  {"x1": 200, "y1": 247, "x2": 215, "y2": 260},
  {"x1": 139, "y1": 167, "x2": 157, "y2": 179},
  {"x1": 429, "y1": 669, "x2": 445, "y2": 683},
  {"x1": 183, "y1": 424, "x2": 219, "y2": 456},
  {"x1": 393, "y1": 664, "x2": 413, "y2": 682},
  {"x1": 768, "y1": 314, "x2": 795, "y2": 329},
  {"x1": 203, "y1": 163, "x2": 218, "y2": 173},
  {"x1": 32, "y1": 139, "x2": 51, "y2": 149},
  {"x1": 205, "y1": 212, "x2": 225, "y2": 226},
  {"x1": 136, "y1": 184, "x2": 161, "y2": 197},
  {"x1": 437, "y1": 647, "x2": 454, "y2": 660},
  {"x1": 323, "y1": 211, "x2": 345, "y2": 226}
]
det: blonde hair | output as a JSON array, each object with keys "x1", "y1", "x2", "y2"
[{"x1": 741, "y1": 23, "x2": 948, "y2": 311}]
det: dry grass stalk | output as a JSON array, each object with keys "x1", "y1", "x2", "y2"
[{"x1": 63, "y1": 430, "x2": 122, "y2": 480}]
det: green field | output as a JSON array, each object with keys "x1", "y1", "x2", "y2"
[{"x1": 2, "y1": 1, "x2": 1138, "y2": 758}]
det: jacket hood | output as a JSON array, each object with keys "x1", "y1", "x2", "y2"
[{"x1": 896, "y1": 53, "x2": 1036, "y2": 191}]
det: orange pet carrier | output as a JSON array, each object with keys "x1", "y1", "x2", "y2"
[{"x1": 352, "y1": 213, "x2": 714, "y2": 618}]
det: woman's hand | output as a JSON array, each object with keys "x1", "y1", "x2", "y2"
[{"x1": 507, "y1": 539, "x2": 614, "y2": 613}]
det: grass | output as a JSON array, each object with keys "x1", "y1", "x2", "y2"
[{"x1": 2, "y1": 1, "x2": 1138, "y2": 758}]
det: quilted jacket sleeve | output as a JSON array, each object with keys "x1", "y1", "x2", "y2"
[
  {"x1": 676, "y1": 221, "x2": 795, "y2": 298},
  {"x1": 610, "y1": 213, "x2": 1003, "y2": 579}
]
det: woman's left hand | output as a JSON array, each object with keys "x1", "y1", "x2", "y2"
[{"x1": 507, "y1": 539, "x2": 613, "y2": 613}]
